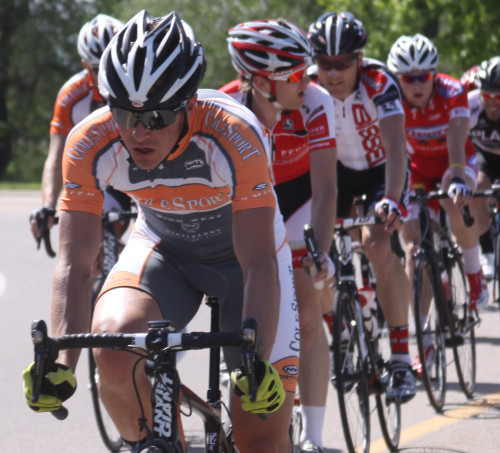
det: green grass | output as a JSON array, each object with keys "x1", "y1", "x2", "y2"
[{"x1": 0, "y1": 181, "x2": 41, "y2": 190}]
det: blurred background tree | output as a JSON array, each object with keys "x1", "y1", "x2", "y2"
[{"x1": 1, "y1": 0, "x2": 499, "y2": 182}]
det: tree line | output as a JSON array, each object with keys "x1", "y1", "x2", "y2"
[{"x1": 1, "y1": 0, "x2": 498, "y2": 182}]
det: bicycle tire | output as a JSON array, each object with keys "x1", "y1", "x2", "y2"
[
  {"x1": 332, "y1": 287, "x2": 370, "y2": 453},
  {"x1": 413, "y1": 258, "x2": 447, "y2": 412},
  {"x1": 373, "y1": 324, "x2": 401, "y2": 451},
  {"x1": 495, "y1": 221, "x2": 500, "y2": 304},
  {"x1": 88, "y1": 348, "x2": 124, "y2": 452},
  {"x1": 446, "y1": 250, "x2": 476, "y2": 398}
]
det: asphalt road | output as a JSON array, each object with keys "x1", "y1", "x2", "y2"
[{"x1": 1, "y1": 190, "x2": 500, "y2": 453}]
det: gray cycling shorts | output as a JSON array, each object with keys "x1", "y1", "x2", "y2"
[{"x1": 99, "y1": 229, "x2": 300, "y2": 391}]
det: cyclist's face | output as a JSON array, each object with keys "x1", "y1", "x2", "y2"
[
  {"x1": 82, "y1": 60, "x2": 99, "y2": 87},
  {"x1": 273, "y1": 73, "x2": 311, "y2": 110},
  {"x1": 480, "y1": 90, "x2": 500, "y2": 122},
  {"x1": 315, "y1": 53, "x2": 361, "y2": 100},
  {"x1": 398, "y1": 71, "x2": 435, "y2": 108},
  {"x1": 118, "y1": 98, "x2": 195, "y2": 170}
]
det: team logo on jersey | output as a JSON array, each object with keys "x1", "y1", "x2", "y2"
[
  {"x1": 181, "y1": 221, "x2": 200, "y2": 233},
  {"x1": 185, "y1": 159, "x2": 205, "y2": 170},
  {"x1": 253, "y1": 183, "x2": 269, "y2": 190},
  {"x1": 283, "y1": 119, "x2": 295, "y2": 130},
  {"x1": 64, "y1": 182, "x2": 81, "y2": 189},
  {"x1": 131, "y1": 100, "x2": 144, "y2": 108}
]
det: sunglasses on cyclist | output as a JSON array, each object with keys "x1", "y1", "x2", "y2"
[
  {"x1": 111, "y1": 104, "x2": 186, "y2": 130},
  {"x1": 286, "y1": 67, "x2": 308, "y2": 83},
  {"x1": 480, "y1": 92, "x2": 500, "y2": 103},
  {"x1": 315, "y1": 54, "x2": 359, "y2": 72},
  {"x1": 399, "y1": 72, "x2": 434, "y2": 84}
]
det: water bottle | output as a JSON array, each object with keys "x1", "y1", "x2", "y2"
[{"x1": 358, "y1": 286, "x2": 378, "y2": 338}]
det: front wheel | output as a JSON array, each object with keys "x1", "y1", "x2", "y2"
[
  {"x1": 413, "y1": 258, "x2": 447, "y2": 412},
  {"x1": 373, "y1": 325, "x2": 401, "y2": 451},
  {"x1": 447, "y1": 251, "x2": 476, "y2": 398},
  {"x1": 332, "y1": 287, "x2": 370, "y2": 453}
]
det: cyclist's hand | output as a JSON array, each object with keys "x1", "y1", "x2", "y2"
[
  {"x1": 231, "y1": 360, "x2": 285, "y2": 414},
  {"x1": 29, "y1": 206, "x2": 56, "y2": 242},
  {"x1": 374, "y1": 197, "x2": 407, "y2": 232},
  {"x1": 22, "y1": 362, "x2": 76, "y2": 413},
  {"x1": 302, "y1": 251, "x2": 335, "y2": 289},
  {"x1": 447, "y1": 177, "x2": 472, "y2": 207}
]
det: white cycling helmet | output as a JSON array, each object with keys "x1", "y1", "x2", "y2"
[
  {"x1": 476, "y1": 56, "x2": 500, "y2": 91},
  {"x1": 98, "y1": 10, "x2": 206, "y2": 110},
  {"x1": 77, "y1": 14, "x2": 123, "y2": 66},
  {"x1": 387, "y1": 33, "x2": 439, "y2": 74},
  {"x1": 227, "y1": 19, "x2": 312, "y2": 81}
]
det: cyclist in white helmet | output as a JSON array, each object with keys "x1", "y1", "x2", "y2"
[
  {"x1": 30, "y1": 13, "x2": 130, "y2": 244},
  {"x1": 388, "y1": 33, "x2": 489, "y2": 375},
  {"x1": 308, "y1": 11, "x2": 416, "y2": 405},
  {"x1": 223, "y1": 18, "x2": 337, "y2": 453},
  {"x1": 467, "y1": 57, "x2": 500, "y2": 279},
  {"x1": 23, "y1": 10, "x2": 299, "y2": 453}
]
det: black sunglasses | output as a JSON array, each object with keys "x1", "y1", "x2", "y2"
[{"x1": 111, "y1": 103, "x2": 186, "y2": 130}]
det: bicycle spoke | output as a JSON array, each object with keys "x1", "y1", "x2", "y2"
[
  {"x1": 332, "y1": 289, "x2": 370, "y2": 453},
  {"x1": 448, "y1": 256, "x2": 476, "y2": 397},
  {"x1": 414, "y1": 259, "x2": 447, "y2": 412},
  {"x1": 374, "y1": 324, "x2": 401, "y2": 450}
]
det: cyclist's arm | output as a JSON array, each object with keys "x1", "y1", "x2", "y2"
[
  {"x1": 310, "y1": 146, "x2": 337, "y2": 254},
  {"x1": 41, "y1": 133, "x2": 67, "y2": 209},
  {"x1": 379, "y1": 113, "x2": 407, "y2": 202},
  {"x1": 51, "y1": 209, "x2": 102, "y2": 371},
  {"x1": 378, "y1": 113, "x2": 408, "y2": 229},
  {"x1": 233, "y1": 207, "x2": 280, "y2": 360},
  {"x1": 447, "y1": 116, "x2": 469, "y2": 180}
]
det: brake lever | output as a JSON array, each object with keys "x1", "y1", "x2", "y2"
[{"x1": 30, "y1": 320, "x2": 67, "y2": 419}]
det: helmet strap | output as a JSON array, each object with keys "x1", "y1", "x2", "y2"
[{"x1": 252, "y1": 79, "x2": 286, "y2": 110}]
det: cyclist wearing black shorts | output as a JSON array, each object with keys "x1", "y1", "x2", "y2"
[{"x1": 468, "y1": 56, "x2": 500, "y2": 278}]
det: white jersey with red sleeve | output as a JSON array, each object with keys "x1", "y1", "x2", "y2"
[
  {"x1": 327, "y1": 58, "x2": 405, "y2": 171},
  {"x1": 219, "y1": 80, "x2": 336, "y2": 186},
  {"x1": 403, "y1": 73, "x2": 475, "y2": 167}
]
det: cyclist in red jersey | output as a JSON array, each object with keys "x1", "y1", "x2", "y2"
[
  {"x1": 461, "y1": 65, "x2": 480, "y2": 93},
  {"x1": 224, "y1": 19, "x2": 337, "y2": 453},
  {"x1": 308, "y1": 12, "x2": 415, "y2": 407},
  {"x1": 30, "y1": 14, "x2": 126, "y2": 241},
  {"x1": 388, "y1": 33, "x2": 489, "y2": 373},
  {"x1": 23, "y1": 11, "x2": 299, "y2": 453}
]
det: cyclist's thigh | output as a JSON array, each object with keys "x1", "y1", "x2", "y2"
[
  {"x1": 98, "y1": 230, "x2": 203, "y2": 330},
  {"x1": 93, "y1": 287, "x2": 163, "y2": 333},
  {"x1": 285, "y1": 197, "x2": 311, "y2": 268}
]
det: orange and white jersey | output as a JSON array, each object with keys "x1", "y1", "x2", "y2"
[
  {"x1": 219, "y1": 79, "x2": 336, "y2": 186},
  {"x1": 60, "y1": 89, "x2": 287, "y2": 257},
  {"x1": 50, "y1": 69, "x2": 105, "y2": 136}
]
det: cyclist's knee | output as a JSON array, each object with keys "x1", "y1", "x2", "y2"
[{"x1": 231, "y1": 393, "x2": 293, "y2": 452}]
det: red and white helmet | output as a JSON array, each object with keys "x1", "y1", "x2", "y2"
[
  {"x1": 227, "y1": 19, "x2": 312, "y2": 81},
  {"x1": 77, "y1": 14, "x2": 123, "y2": 66}
]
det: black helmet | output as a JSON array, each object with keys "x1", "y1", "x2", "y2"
[
  {"x1": 98, "y1": 10, "x2": 206, "y2": 110},
  {"x1": 308, "y1": 11, "x2": 367, "y2": 56},
  {"x1": 476, "y1": 56, "x2": 500, "y2": 91}
]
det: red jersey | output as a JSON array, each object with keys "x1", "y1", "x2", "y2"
[
  {"x1": 403, "y1": 73, "x2": 475, "y2": 170},
  {"x1": 219, "y1": 80, "x2": 336, "y2": 186}
]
